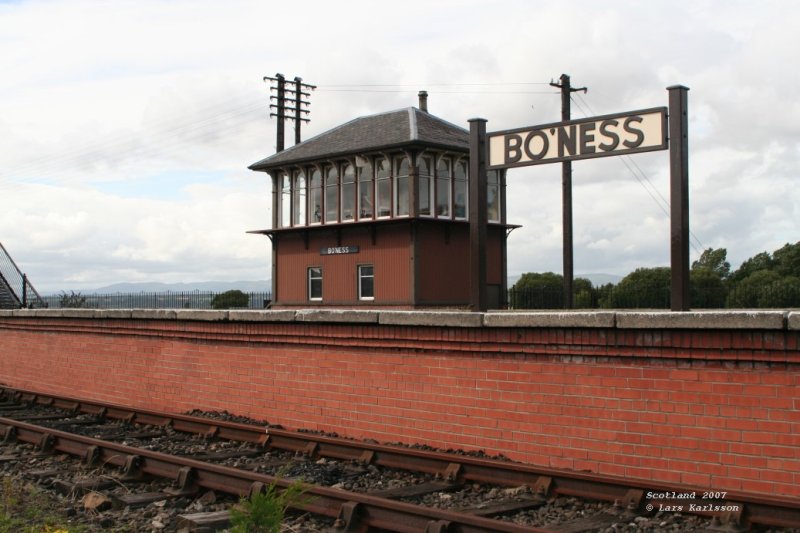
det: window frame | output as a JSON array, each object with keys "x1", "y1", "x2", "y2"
[
  {"x1": 324, "y1": 165, "x2": 339, "y2": 224},
  {"x1": 292, "y1": 169, "x2": 307, "y2": 227},
  {"x1": 453, "y1": 158, "x2": 468, "y2": 220},
  {"x1": 435, "y1": 155, "x2": 452, "y2": 219},
  {"x1": 308, "y1": 167, "x2": 323, "y2": 225},
  {"x1": 393, "y1": 155, "x2": 410, "y2": 218},
  {"x1": 487, "y1": 169, "x2": 501, "y2": 223},
  {"x1": 308, "y1": 266, "x2": 323, "y2": 301},
  {"x1": 357, "y1": 264, "x2": 374, "y2": 301},
  {"x1": 278, "y1": 171, "x2": 292, "y2": 228},
  {"x1": 340, "y1": 162, "x2": 356, "y2": 222},
  {"x1": 417, "y1": 154, "x2": 434, "y2": 217},
  {"x1": 375, "y1": 156, "x2": 392, "y2": 219},
  {"x1": 357, "y1": 156, "x2": 374, "y2": 221}
]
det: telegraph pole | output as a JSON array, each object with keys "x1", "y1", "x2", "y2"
[
  {"x1": 264, "y1": 73, "x2": 315, "y2": 152},
  {"x1": 550, "y1": 74, "x2": 586, "y2": 309}
]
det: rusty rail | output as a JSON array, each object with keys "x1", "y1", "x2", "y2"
[
  {"x1": 0, "y1": 415, "x2": 543, "y2": 533},
  {"x1": 3, "y1": 386, "x2": 799, "y2": 530}
]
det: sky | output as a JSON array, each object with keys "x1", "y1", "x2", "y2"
[{"x1": 0, "y1": 0, "x2": 798, "y2": 292}]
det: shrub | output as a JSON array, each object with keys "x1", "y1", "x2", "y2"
[
  {"x1": 58, "y1": 291, "x2": 87, "y2": 309},
  {"x1": 211, "y1": 290, "x2": 249, "y2": 309},
  {"x1": 229, "y1": 480, "x2": 310, "y2": 533}
]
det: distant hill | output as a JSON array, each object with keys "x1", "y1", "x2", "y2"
[{"x1": 73, "y1": 280, "x2": 272, "y2": 294}]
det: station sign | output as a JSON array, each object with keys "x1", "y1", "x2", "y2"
[
  {"x1": 487, "y1": 107, "x2": 668, "y2": 170},
  {"x1": 320, "y1": 245, "x2": 359, "y2": 255}
]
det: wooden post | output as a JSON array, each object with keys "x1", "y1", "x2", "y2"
[
  {"x1": 668, "y1": 85, "x2": 690, "y2": 311},
  {"x1": 469, "y1": 119, "x2": 488, "y2": 312}
]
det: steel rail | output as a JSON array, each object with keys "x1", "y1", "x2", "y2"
[
  {"x1": 0, "y1": 416, "x2": 544, "y2": 533},
  {"x1": 3, "y1": 386, "x2": 800, "y2": 530}
]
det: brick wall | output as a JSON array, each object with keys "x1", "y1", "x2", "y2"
[{"x1": 0, "y1": 309, "x2": 798, "y2": 498}]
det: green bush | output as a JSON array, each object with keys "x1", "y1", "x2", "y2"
[
  {"x1": 58, "y1": 291, "x2": 87, "y2": 309},
  {"x1": 229, "y1": 480, "x2": 310, "y2": 533},
  {"x1": 211, "y1": 290, "x2": 249, "y2": 309}
]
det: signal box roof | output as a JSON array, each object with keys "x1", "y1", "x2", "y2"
[{"x1": 249, "y1": 107, "x2": 469, "y2": 171}]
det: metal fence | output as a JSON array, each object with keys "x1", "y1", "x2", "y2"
[
  {"x1": 0, "y1": 241, "x2": 47, "y2": 309},
  {"x1": 507, "y1": 284, "x2": 797, "y2": 309},
  {"x1": 506, "y1": 286, "x2": 673, "y2": 310},
  {"x1": 42, "y1": 291, "x2": 272, "y2": 310},
  {"x1": 27, "y1": 283, "x2": 800, "y2": 311}
]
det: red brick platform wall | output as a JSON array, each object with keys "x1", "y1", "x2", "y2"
[{"x1": 0, "y1": 309, "x2": 798, "y2": 498}]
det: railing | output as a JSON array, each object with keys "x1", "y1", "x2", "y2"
[
  {"x1": 0, "y1": 242, "x2": 47, "y2": 309},
  {"x1": 507, "y1": 284, "x2": 795, "y2": 309},
  {"x1": 41, "y1": 290, "x2": 272, "y2": 310}
]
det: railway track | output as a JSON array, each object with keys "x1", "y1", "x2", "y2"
[{"x1": 0, "y1": 386, "x2": 798, "y2": 532}]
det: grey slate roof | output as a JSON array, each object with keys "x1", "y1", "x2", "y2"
[{"x1": 249, "y1": 107, "x2": 469, "y2": 171}]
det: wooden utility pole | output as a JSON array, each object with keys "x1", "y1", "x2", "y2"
[
  {"x1": 264, "y1": 73, "x2": 315, "y2": 152},
  {"x1": 549, "y1": 74, "x2": 586, "y2": 309}
]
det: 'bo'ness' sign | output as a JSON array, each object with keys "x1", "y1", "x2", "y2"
[{"x1": 487, "y1": 108, "x2": 667, "y2": 170}]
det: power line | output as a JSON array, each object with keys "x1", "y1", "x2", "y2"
[
  {"x1": 316, "y1": 88, "x2": 555, "y2": 94},
  {"x1": 315, "y1": 81, "x2": 557, "y2": 95},
  {"x1": 0, "y1": 97, "x2": 267, "y2": 190},
  {"x1": 318, "y1": 82, "x2": 551, "y2": 87},
  {"x1": 570, "y1": 93, "x2": 706, "y2": 255}
]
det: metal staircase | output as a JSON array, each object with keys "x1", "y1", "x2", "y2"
[{"x1": 0, "y1": 241, "x2": 46, "y2": 309}]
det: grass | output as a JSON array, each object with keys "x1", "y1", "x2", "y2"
[{"x1": 0, "y1": 475, "x2": 87, "y2": 533}]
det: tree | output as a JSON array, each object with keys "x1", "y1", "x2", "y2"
[
  {"x1": 772, "y1": 241, "x2": 800, "y2": 279},
  {"x1": 606, "y1": 267, "x2": 670, "y2": 308},
  {"x1": 59, "y1": 291, "x2": 88, "y2": 308},
  {"x1": 690, "y1": 268, "x2": 727, "y2": 308},
  {"x1": 692, "y1": 248, "x2": 730, "y2": 279},
  {"x1": 510, "y1": 272, "x2": 564, "y2": 308},
  {"x1": 211, "y1": 290, "x2": 249, "y2": 309},
  {"x1": 509, "y1": 272, "x2": 594, "y2": 309},
  {"x1": 690, "y1": 248, "x2": 729, "y2": 308},
  {"x1": 573, "y1": 277, "x2": 594, "y2": 308},
  {"x1": 728, "y1": 251, "x2": 773, "y2": 285},
  {"x1": 726, "y1": 270, "x2": 780, "y2": 308}
]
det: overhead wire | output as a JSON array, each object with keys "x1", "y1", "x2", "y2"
[
  {"x1": 1, "y1": 81, "x2": 555, "y2": 191},
  {"x1": 0, "y1": 96, "x2": 268, "y2": 192},
  {"x1": 571, "y1": 93, "x2": 706, "y2": 256},
  {"x1": 315, "y1": 81, "x2": 555, "y2": 94}
]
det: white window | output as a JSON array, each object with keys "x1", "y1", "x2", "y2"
[
  {"x1": 308, "y1": 267, "x2": 322, "y2": 300},
  {"x1": 394, "y1": 156, "x2": 410, "y2": 217},
  {"x1": 279, "y1": 172, "x2": 291, "y2": 228},
  {"x1": 358, "y1": 158, "x2": 374, "y2": 220},
  {"x1": 418, "y1": 155, "x2": 433, "y2": 216},
  {"x1": 454, "y1": 159, "x2": 468, "y2": 220},
  {"x1": 325, "y1": 166, "x2": 339, "y2": 224},
  {"x1": 436, "y1": 157, "x2": 451, "y2": 218},
  {"x1": 341, "y1": 163, "x2": 356, "y2": 222},
  {"x1": 292, "y1": 170, "x2": 306, "y2": 226},
  {"x1": 488, "y1": 170, "x2": 501, "y2": 223},
  {"x1": 358, "y1": 265, "x2": 374, "y2": 300},
  {"x1": 309, "y1": 168, "x2": 322, "y2": 224},
  {"x1": 376, "y1": 157, "x2": 392, "y2": 217}
]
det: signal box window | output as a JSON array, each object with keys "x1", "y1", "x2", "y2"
[
  {"x1": 358, "y1": 265, "x2": 374, "y2": 300},
  {"x1": 325, "y1": 166, "x2": 339, "y2": 224},
  {"x1": 308, "y1": 267, "x2": 323, "y2": 300},
  {"x1": 376, "y1": 157, "x2": 392, "y2": 218},
  {"x1": 418, "y1": 156, "x2": 433, "y2": 216},
  {"x1": 488, "y1": 170, "x2": 501, "y2": 222}
]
